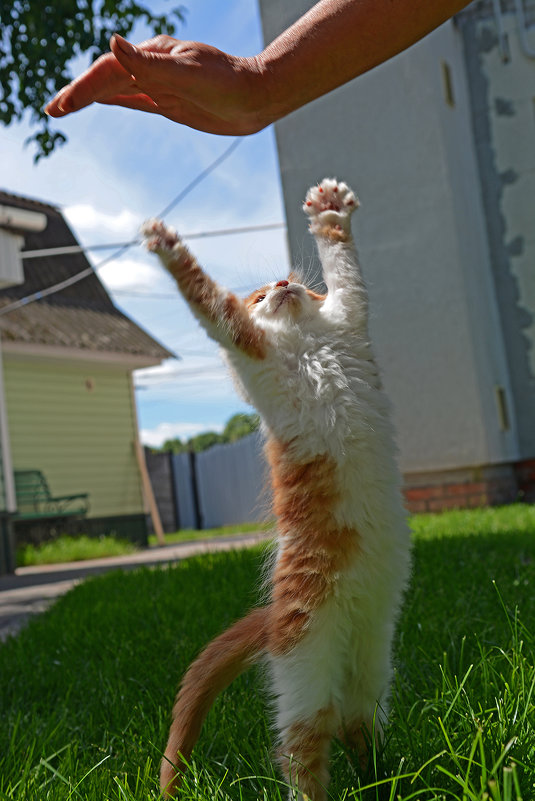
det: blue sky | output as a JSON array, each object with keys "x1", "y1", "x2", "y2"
[{"x1": 0, "y1": 0, "x2": 291, "y2": 447}]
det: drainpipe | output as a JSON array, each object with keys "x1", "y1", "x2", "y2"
[
  {"x1": 514, "y1": 0, "x2": 535, "y2": 58},
  {"x1": 0, "y1": 339, "x2": 16, "y2": 514},
  {"x1": 0, "y1": 335, "x2": 16, "y2": 573},
  {"x1": 492, "y1": 0, "x2": 511, "y2": 61}
]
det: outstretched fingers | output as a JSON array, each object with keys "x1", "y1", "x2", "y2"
[
  {"x1": 97, "y1": 93, "x2": 159, "y2": 113},
  {"x1": 45, "y1": 34, "x2": 176, "y2": 117},
  {"x1": 45, "y1": 51, "x2": 133, "y2": 116},
  {"x1": 45, "y1": 33, "x2": 268, "y2": 135}
]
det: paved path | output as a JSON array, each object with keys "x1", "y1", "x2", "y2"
[{"x1": 0, "y1": 532, "x2": 270, "y2": 643}]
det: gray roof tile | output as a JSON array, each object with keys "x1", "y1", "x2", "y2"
[{"x1": 0, "y1": 190, "x2": 173, "y2": 361}]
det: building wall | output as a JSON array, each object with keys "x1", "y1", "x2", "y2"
[
  {"x1": 459, "y1": 4, "x2": 535, "y2": 458},
  {"x1": 3, "y1": 354, "x2": 145, "y2": 519},
  {"x1": 258, "y1": 1, "x2": 524, "y2": 475}
]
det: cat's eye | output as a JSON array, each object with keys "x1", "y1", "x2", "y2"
[{"x1": 254, "y1": 294, "x2": 266, "y2": 304}]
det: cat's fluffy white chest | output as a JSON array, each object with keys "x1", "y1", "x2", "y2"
[{"x1": 226, "y1": 325, "x2": 382, "y2": 462}]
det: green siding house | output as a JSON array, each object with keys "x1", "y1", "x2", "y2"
[{"x1": 0, "y1": 190, "x2": 172, "y2": 570}]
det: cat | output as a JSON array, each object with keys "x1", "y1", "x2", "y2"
[{"x1": 142, "y1": 178, "x2": 411, "y2": 801}]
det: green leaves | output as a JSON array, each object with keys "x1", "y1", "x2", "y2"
[
  {"x1": 159, "y1": 413, "x2": 260, "y2": 454},
  {"x1": 0, "y1": 0, "x2": 186, "y2": 160}
]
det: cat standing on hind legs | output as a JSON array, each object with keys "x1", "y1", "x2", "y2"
[{"x1": 142, "y1": 178, "x2": 411, "y2": 801}]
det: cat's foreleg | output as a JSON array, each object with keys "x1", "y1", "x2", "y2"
[
  {"x1": 303, "y1": 178, "x2": 368, "y2": 331},
  {"x1": 142, "y1": 219, "x2": 267, "y2": 360}
]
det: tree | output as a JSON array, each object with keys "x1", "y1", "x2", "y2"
[
  {"x1": 160, "y1": 437, "x2": 186, "y2": 454},
  {"x1": 0, "y1": 0, "x2": 185, "y2": 160},
  {"x1": 223, "y1": 412, "x2": 260, "y2": 443},
  {"x1": 188, "y1": 431, "x2": 225, "y2": 453},
  {"x1": 153, "y1": 413, "x2": 260, "y2": 454}
]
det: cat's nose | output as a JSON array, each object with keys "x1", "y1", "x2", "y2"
[{"x1": 276, "y1": 280, "x2": 289, "y2": 287}]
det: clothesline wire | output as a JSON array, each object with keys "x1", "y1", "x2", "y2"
[{"x1": 0, "y1": 138, "x2": 243, "y2": 318}]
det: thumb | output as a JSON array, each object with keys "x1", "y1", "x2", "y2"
[
  {"x1": 110, "y1": 34, "x2": 140, "y2": 63},
  {"x1": 110, "y1": 34, "x2": 169, "y2": 77}
]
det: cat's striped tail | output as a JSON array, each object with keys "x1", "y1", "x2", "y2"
[{"x1": 160, "y1": 605, "x2": 269, "y2": 798}]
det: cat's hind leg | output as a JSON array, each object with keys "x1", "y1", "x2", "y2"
[
  {"x1": 270, "y1": 613, "x2": 346, "y2": 801},
  {"x1": 338, "y1": 632, "x2": 392, "y2": 772},
  {"x1": 277, "y1": 706, "x2": 338, "y2": 801},
  {"x1": 338, "y1": 713, "x2": 383, "y2": 773}
]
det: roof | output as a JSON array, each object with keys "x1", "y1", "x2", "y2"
[{"x1": 0, "y1": 190, "x2": 174, "y2": 363}]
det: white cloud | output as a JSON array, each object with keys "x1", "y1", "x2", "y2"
[
  {"x1": 134, "y1": 358, "x2": 185, "y2": 383},
  {"x1": 140, "y1": 420, "x2": 223, "y2": 448},
  {"x1": 64, "y1": 203, "x2": 139, "y2": 239},
  {"x1": 0, "y1": 8, "x2": 288, "y2": 452},
  {"x1": 98, "y1": 253, "x2": 172, "y2": 294},
  {"x1": 134, "y1": 354, "x2": 240, "y2": 405},
  {"x1": 135, "y1": 355, "x2": 230, "y2": 387}
]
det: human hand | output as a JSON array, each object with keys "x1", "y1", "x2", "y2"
[
  {"x1": 45, "y1": 34, "x2": 273, "y2": 135},
  {"x1": 45, "y1": 2, "x2": 473, "y2": 139}
]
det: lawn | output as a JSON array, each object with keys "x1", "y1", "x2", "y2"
[
  {"x1": 1, "y1": 504, "x2": 534, "y2": 800},
  {"x1": 147, "y1": 520, "x2": 276, "y2": 548},
  {"x1": 16, "y1": 522, "x2": 275, "y2": 567},
  {"x1": 16, "y1": 534, "x2": 139, "y2": 567}
]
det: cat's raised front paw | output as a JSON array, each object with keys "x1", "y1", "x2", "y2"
[
  {"x1": 303, "y1": 179, "x2": 359, "y2": 239},
  {"x1": 141, "y1": 218, "x2": 192, "y2": 273},
  {"x1": 141, "y1": 218, "x2": 182, "y2": 254}
]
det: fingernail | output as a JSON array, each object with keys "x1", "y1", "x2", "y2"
[
  {"x1": 47, "y1": 92, "x2": 68, "y2": 115},
  {"x1": 57, "y1": 92, "x2": 69, "y2": 113},
  {"x1": 112, "y1": 34, "x2": 133, "y2": 54}
]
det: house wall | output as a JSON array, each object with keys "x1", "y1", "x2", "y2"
[
  {"x1": 3, "y1": 354, "x2": 145, "y2": 520},
  {"x1": 258, "y1": 1, "x2": 523, "y2": 475}
]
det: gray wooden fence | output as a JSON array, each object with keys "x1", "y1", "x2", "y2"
[{"x1": 145, "y1": 431, "x2": 269, "y2": 532}]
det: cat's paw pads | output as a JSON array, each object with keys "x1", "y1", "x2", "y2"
[
  {"x1": 303, "y1": 179, "x2": 359, "y2": 236},
  {"x1": 304, "y1": 179, "x2": 359, "y2": 216},
  {"x1": 141, "y1": 219, "x2": 182, "y2": 254}
]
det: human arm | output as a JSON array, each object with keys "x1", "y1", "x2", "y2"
[{"x1": 45, "y1": 0, "x2": 471, "y2": 134}]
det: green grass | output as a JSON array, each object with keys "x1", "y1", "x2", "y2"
[
  {"x1": 16, "y1": 522, "x2": 274, "y2": 567},
  {"x1": 16, "y1": 534, "x2": 138, "y2": 567},
  {"x1": 147, "y1": 520, "x2": 275, "y2": 547},
  {"x1": 1, "y1": 503, "x2": 534, "y2": 800}
]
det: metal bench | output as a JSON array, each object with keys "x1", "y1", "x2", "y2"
[{"x1": 14, "y1": 470, "x2": 89, "y2": 521}]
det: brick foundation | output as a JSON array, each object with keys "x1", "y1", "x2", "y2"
[
  {"x1": 515, "y1": 459, "x2": 535, "y2": 503},
  {"x1": 403, "y1": 459, "x2": 535, "y2": 513}
]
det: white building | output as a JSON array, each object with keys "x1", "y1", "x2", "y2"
[{"x1": 258, "y1": 0, "x2": 535, "y2": 510}]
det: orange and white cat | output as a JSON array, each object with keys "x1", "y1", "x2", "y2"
[{"x1": 142, "y1": 178, "x2": 411, "y2": 801}]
